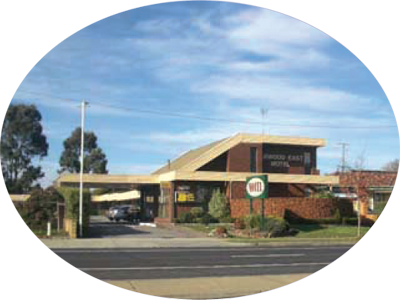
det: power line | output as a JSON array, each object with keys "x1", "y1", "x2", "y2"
[{"x1": 15, "y1": 88, "x2": 398, "y2": 130}]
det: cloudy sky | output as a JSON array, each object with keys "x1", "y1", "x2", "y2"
[{"x1": 10, "y1": 1, "x2": 399, "y2": 186}]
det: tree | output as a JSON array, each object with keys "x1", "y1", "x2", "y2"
[
  {"x1": 1, "y1": 104, "x2": 48, "y2": 193},
  {"x1": 20, "y1": 187, "x2": 63, "y2": 228},
  {"x1": 382, "y1": 159, "x2": 399, "y2": 172},
  {"x1": 59, "y1": 127, "x2": 108, "y2": 174},
  {"x1": 208, "y1": 189, "x2": 230, "y2": 220},
  {"x1": 353, "y1": 153, "x2": 366, "y2": 171}
]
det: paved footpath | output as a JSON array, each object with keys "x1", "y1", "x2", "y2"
[{"x1": 106, "y1": 274, "x2": 311, "y2": 298}]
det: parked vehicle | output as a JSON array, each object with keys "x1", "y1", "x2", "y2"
[
  {"x1": 107, "y1": 206, "x2": 119, "y2": 221},
  {"x1": 127, "y1": 206, "x2": 141, "y2": 225},
  {"x1": 113, "y1": 205, "x2": 141, "y2": 224},
  {"x1": 114, "y1": 205, "x2": 130, "y2": 222}
]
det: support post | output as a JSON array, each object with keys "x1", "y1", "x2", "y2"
[
  {"x1": 250, "y1": 198, "x2": 253, "y2": 237},
  {"x1": 261, "y1": 198, "x2": 265, "y2": 231},
  {"x1": 79, "y1": 100, "x2": 87, "y2": 238}
]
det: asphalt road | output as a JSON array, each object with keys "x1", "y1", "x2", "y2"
[{"x1": 54, "y1": 245, "x2": 352, "y2": 280}]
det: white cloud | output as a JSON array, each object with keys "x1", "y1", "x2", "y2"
[
  {"x1": 191, "y1": 74, "x2": 381, "y2": 115},
  {"x1": 224, "y1": 9, "x2": 329, "y2": 54}
]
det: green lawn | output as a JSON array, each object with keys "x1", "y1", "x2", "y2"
[
  {"x1": 31, "y1": 229, "x2": 69, "y2": 238},
  {"x1": 182, "y1": 223, "x2": 371, "y2": 242},
  {"x1": 292, "y1": 224, "x2": 370, "y2": 238}
]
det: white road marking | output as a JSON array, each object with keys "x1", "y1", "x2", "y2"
[
  {"x1": 54, "y1": 247, "x2": 349, "y2": 254},
  {"x1": 80, "y1": 262, "x2": 329, "y2": 271},
  {"x1": 231, "y1": 254, "x2": 305, "y2": 258}
]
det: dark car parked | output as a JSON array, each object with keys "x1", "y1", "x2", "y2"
[{"x1": 113, "y1": 205, "x2": 141, "y2": 224}]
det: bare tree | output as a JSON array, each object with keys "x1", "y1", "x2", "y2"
[
  {"x1": 353, "y1": 153, "x2": 366, "y2": 171},
  {"x1": 382, "y1": 159, "x2": 399, "y2": 172}
]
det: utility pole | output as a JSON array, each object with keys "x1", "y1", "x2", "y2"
[
  {"x1": 338, "y1": 142, "x2": 349, "y2": 173},
  {"x1": 79, "y1": 100, "x2": 88, "y2": 238}
]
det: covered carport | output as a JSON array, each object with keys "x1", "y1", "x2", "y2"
[{"x1": 55, "y1": 174, "x2": 161, "y2": 222}]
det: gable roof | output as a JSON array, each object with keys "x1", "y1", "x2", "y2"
[
  {"x1": 153, "y1": 133, "x2": 325, "y2": 174},
  {"x1": 152, "y1": 138, "x2": 226, "y2": 175}
]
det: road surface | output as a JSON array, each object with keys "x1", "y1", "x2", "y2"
[{"x1": 54, "y1": 245, "x2": 351, "y2": 280}]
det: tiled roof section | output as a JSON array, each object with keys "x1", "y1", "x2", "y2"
[
  {"x1": 151, "y1": 139, "x2": 227, "y2": 175},
  {"x1": 339, "y1": 170, "x2": 397, "y2": 186}
]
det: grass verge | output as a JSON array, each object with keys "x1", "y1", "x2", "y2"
[{"x1": 183, "y1": 223, "x2": 371, "y2": 242}]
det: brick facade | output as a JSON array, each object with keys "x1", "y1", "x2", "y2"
[
  {"x1": 227, "y1": 181, "x2": 310, "y2": 198},
  {"x1": 230, "y1": 197, "x2": 354, "y2": 220},
  {"x1": 227, "y1": 143, "x2": 263, "y2": 172}
]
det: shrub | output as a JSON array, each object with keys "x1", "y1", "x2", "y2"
[
  {"x1": 264, "y1": 217, "x2": 289, "y2": 238},
  {"x1": 215, "y1": 226, "x2": 228, "y2": 235},
  {"x1": 20, "y1": 187, "x2": 64, "y2": 229},
  {"x1": 178, "y1": 212, "x2": 193, "y2": 223},
  {"x1": 57, "y1": 187, "x2": 91, "y2": 236},
  {"x1": 219, "y1": 216, "x2": 234, "y2": 223},
  {"x1": 315, "y1": 191, "x2": 335, "y2": 199},
  {"x1": 209, "y1": 189, "x2": 230, "y2": 220},
  {"x1": 199, "y1": 213, "x2": 210, "y2": 225},
  {"x1": 194, "y1": 217, "x2": 203, "y2": 224},
  {"x1": 234, "y1": 218, "x2": 246, "y2": 230},
  {"x1": 190, "y1": 207, "x2": 205, "y2": 218},
  {"x1": 245, "y1": 215, "x2": 263, "y2": 229},
  {"x1": 333, "y1": 208, "x2": 342, "y2": 221}
]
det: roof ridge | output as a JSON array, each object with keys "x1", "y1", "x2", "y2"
[{"x1": 180, "y1": 133, "x2": 242, "y2": 171}]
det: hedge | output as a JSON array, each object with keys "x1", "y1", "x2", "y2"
[{"x1": 57, "y1": 187, "x2": 91, "y2": 236}]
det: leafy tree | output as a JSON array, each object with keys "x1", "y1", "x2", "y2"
[
  {"x1": 208, "y1": 189, "x2": 230, "y2": 220},
  {"x1": 382, "y1": 159, "x2": 399, "y2": 172},
  {"x1": 20, "y1": 187, "x2": 63, "y2": 228},
  {"x1": 59, "y1": 127, "x2": 108, "y2": 174},
  {"x1": 1, "y1": 104, "x2": 48, "y2": 193}
]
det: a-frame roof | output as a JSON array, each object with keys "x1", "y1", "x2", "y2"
[
  {"x1": 152, "y1": 133, "x2": 325, "y2": 175},
  {"x1": 152, "y1": 138, "x2": 226, "y2": 175}
]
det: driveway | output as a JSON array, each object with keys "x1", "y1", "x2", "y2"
[{"x1": 88, "y1": 216, "x2": 206, "y2": 239}]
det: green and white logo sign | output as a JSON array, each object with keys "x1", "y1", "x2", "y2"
[{"x1": 245, "y1": 175, "x2": 268, "y2": 199}]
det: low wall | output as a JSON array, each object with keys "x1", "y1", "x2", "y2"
[{"x1": 230, "y1": 197, "x2": 354, "y2": 220}]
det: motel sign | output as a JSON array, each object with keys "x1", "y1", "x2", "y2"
[{"x1": 245, "y1": 175, "x2": 268, "y2": 199}]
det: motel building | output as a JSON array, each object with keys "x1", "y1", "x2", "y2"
[{"x1": 56, "y1": 133, "x2": 356, "y2": 225}]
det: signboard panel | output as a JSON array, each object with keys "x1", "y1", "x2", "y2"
[
  {"x1": 176, "y1": 192, "x2": 195, "y2": 202},
  {"x1": 245, "y1": 175, "x2": 268, "y2": 199}
]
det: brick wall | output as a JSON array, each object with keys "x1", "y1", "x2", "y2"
[
  {"x1": 230, "y1": 197, "x2": 354, "y2": 219},
  {"x1": 229, "y1": 181, "x2": 307, "y2": 198},
  {"x1": 227, "y1": 143, "x2": 263, "y2": 172}
]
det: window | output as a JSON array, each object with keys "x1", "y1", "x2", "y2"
[
  {"x1": 250, "y1": 147, "x2": 257, "y2": 173},
  {"x1": 304, "y1": 152, "x2": 311, "y2": 166}
]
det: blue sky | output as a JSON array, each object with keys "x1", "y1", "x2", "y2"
[{"x1": 11, "y1": 1, "x2": 399, "y2": 186}]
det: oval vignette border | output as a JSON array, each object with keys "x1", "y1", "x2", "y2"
[{"x1": 3, "y1": 0, "x2": 400, "y2": 300}]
